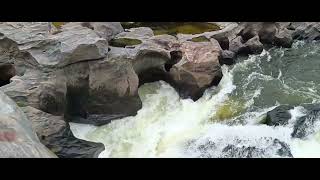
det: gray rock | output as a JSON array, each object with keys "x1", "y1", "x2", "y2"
[
  {"x1": 220, "y1": 50, "x2": 235, "y2": 65},
  {"x1": 239, "y1": 22, "x2": 293, "y2": 48},
  {"x1": 0, "y1": 69, "x2": 66, "y2": 116},
  {"x1": 0, "y1": 91, "x2": 56, "y2": 158},
  {"x1": 115, "y1": 27, "x2": 154, "y2": 41},
  {"x1": 0, "y1": 22, "x2": 109, "y2": 67},
  {"x1": 0, "y1": 22, "x2": 50, "y2": 45},
  {"x1": 87, "y1": 22, "x2": 124, "y2": 41},
  {"x1": 274, "y1": 28, "x2": 293, "y2": 48},
  {"x1": 21, "y1": 106, "x2": 104, "y2": 158},
  {"x1": 291, "y1": 22, "x2": 320, "y2": 41},
  {"x1": 211, "y1": 34, "x2": 229, "y2": 50},
  {"x1": 244, "y1": 35, "x2": 264, "y2": 54},
  {"x1": 63, "y1": 58, "x2": 142, "y2": 126},
  {"x1": 0, "y1": 34, "x2": 37, "y2": 86},
  {"x1": 229, "y1": 36, "x2": 246, "y2": 54}
]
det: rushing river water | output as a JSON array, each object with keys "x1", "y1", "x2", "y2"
[{"x1": 70, "y1": 41, "x2": 320, "y2": 158}]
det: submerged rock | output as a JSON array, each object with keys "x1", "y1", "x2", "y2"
[
  {"x1": 220, "y1": 139, "x2": 292, "y2": 158},
  {"x1": 292, "y1": 106, "x2": 320, "y2": 139},
  {"x1": 265, "y1": 105, "x2": 294, "y2": 126},
  {"x1": 186, "y1": 137, "x2": 293, "y2": 158}
]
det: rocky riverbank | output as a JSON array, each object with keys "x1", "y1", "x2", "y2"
[{"x1": 1, "y1": 22, "x2": 320, "y2": 158}]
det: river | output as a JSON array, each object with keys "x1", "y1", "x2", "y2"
[{"x1": 70, "y1": 40, "x2": 320, "y2": 158}]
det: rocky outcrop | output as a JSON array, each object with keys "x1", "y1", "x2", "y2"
[
  {"x1": 0, "y1": 91, "x2": 56, "y2": 158},
  {"x1": 4, "y1": 21, "x2": 320, "y2": 129},
  {"x1": 21, "y1": 106, "x2": 104, "y2": 158}
]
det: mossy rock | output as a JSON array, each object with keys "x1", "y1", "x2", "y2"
[
  {"x1": 120, "y1": 22, "x2": 220, "y2": 35},
  {"x1": 52, "y1": 22, "x2": 66, "y2": 29},
  {"x1": 212, "y1": 98, "x2": 246, "y2": 121},
  {"x1": 189, "y1": 36, "x2": 210, "y2": 42},
  {"x1": 258, "y1": 115, "x2": 268, "y2": 124},
  {"x1": 109, "y1": 38, "x2": 142, "y2": 48},
  {"x1": 16, "y1": 101, "x2": 28, "y2": 107}
]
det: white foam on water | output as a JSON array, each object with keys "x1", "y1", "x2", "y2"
[{"x1": 290, "y1": 131, "x2": 320, "y2": 158}]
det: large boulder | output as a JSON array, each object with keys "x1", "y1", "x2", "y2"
[
  {"x1": 21, "y1": 106, "x2": 104, "y2": 158},
  {"x1": 169, "y1": 40, "x2": 222, "y2": 100},
  {"x1": 63, "y1": 58, "x2": 142, "y2": 126},
  {"x1": 229, "y1": 36, "x2": 246, "y2": 55},
  {"x1": 0, "y1": 91, "x2": 56, "y2": 158},
  {"x1": 229, "y1": 35, "x2": 263, "y2": 55},
  {"x1": 0, "y1": 69, "x2": 66, "y2": 116},
  {"x1": 244, "y1": 35, "x2": 264, "y2": 54}
]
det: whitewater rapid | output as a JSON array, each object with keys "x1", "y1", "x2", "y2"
[{"x1": 70, "y1": 41, "x2": 320, "y2": 158}]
